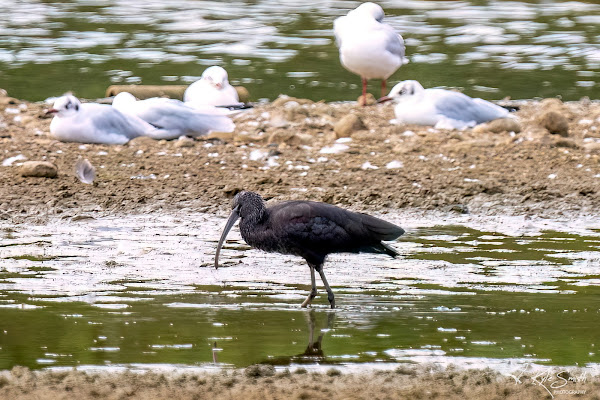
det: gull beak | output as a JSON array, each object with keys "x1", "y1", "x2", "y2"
[
  {"x1": 214, "y1": 206, "x2": 240, "y2": 269},
  {"x1": 377, "y1": 96, "x2": 393, "y2": 104},
  {"x1": 45, "y1": 108, "x2": 58, "y2": 116}
]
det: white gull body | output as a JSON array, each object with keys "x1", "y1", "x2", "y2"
[
  {"x1": 184, "y1": 65, "x2": 241, "y2": 108},
  {"x1": 334, "y1": 2, "x2": 406, "y2": 101},
  {"x1": 386, "y1": 80, "x2": 510, "y2": 129},
  {"x1": 48, "y1": 95, "x2": 164, "y2": 145},
  {"x1": 112, "y1": 92, "x2": 234, "y2": 139}
]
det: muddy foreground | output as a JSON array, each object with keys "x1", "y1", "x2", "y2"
[
  {"x1": 1, "y1": 94, "x2": 599, "y2": 223},
  {"x1": 0, "y1": 364, "x2": 597, "y2": 400}
]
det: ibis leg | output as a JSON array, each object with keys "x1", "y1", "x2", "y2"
[
  {"x1": 318, "y1": 268, "x2": 335, "y2": 309},
  {"x1": 301, "y1": 264, "x2": 318, "y2": 308}
]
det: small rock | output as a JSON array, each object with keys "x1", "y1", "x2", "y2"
[
  {"x1": 392, "y1": 144, "x2": 420, "y2": 154},
  {"x1": 449, "y1": 204, "x2": 469, "y2": 214},
  {"x1": 357, "y1": 93, "x2": 376, "y2": 106},
  {"x1": 234, "y1": 86, "x2": 250, "y2": 103},
  {"x1": 584, "y1": 142, "x2": 600, "y2": 153},
  {"x1": 71, "y1": 215, "x2": 95, "y2": 222},
  {"x1": 0, "y1": 88, "x2": 7, "y2": 97},
  {"x1": 334, "y1": 114, "x2": 366, "y2": 138},
  {"x1": 268, "y1": 110, "x2": 289, "y2": 128},
  {"x1": 552, "y1": 138, "x2": 578, "y2": 148},
  {"x1": 583, "y1": 131, "x2": 600, "y2": 139},
  {"x1": 244, "y1": 364, "x2": 275, "y2": 378},
  {"x1": 271, "y1": 95, "x2": 314, "y2": 108},
  {"x1": 540, "y1": 98, "x2": 564, "y2": 110},
  {"x1": 268, "y1": 130, "x2": 313, "y2": 146},
  {"x1": 295, "y1": 133, "x2": 314, "y2": 146},
  {"x1": 233, "y1": 132, "x2": 264, "y2": 143},
  {"x1": 128, "y1": 136, "x2": 157, "y2": 147},
  {"x1": 222, "y1": 185, "x2": 242, "y2": 197},
  {"x1": 174, "y1": 136, "x2": 195, "y2": 148},
  {"x1": 207, "y1": 131, "x2": 237, "y2": 141},
  {"x1": 0, "y1": 97, "x2": 19, "y2": 107},
  {"x1": 351, "y1": 130, "x2": 379, "y2": 141},
  {"x1": 538, "y1": 111, "x2": 569, "y2": 136},
  {"x1": 21, "y1": 161, "x2": 58, "y2": 178},
  {"x1": 473, "y1": 118, "x2": 521, "y2": 134}
]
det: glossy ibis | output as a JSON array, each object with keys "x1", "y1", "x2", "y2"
[{"x1": 214, "y1": 191, "x2": 405, "y2": 308}]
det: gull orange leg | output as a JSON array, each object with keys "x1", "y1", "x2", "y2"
[
  {"x1": 381, "y1": 79, "x2": 387, "y2": 98},
  {"x1": 360, "y1": 77, "x2": 368, "y2": 106}
]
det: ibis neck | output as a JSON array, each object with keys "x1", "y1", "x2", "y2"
[{"x1": 239, "y1": 207, "x2": 267, "y2": 238}]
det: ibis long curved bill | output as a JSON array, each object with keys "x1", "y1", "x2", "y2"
[{"x1": 214, "y1": 207, "x2": 240, "y2": 269}]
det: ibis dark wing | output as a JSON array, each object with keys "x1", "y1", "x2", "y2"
[{"x1": 267, "y1": 201, "x2": 404, "y2": 263}]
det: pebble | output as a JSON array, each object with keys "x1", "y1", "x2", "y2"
[
  {"x1": 268, "y1": 130, "x2": 312, "y2": 146},
  {"x1": 174, "y1": 136, "x2": 195, "y2": 148},
  {"x1": 234, "y1": 86, "x2": 250, "y2": 103},
  {"x1": 552, "y1": 138, "x2": 579, "y2": 149},
  {"x1": 334, "y1": 114, "x2": 366, "y2": 138},
  {"x1": 357, "y1": 93, "x2": 376, "y2": 106},
  {"x1": 128, "y1": 136, "x2": 157, "y2": 147},
  {"x1": 268, "y1": 110, "x2": 289, "y2": 128},
  {"x1": 473, "y1": 118, "x2": 522, "y2": 134},
  {"x1": 20, "y1": 161, "x2": 58, "y2": 178},
  {"x1": 538, "y1": 111, "x2": 569, "y2": 136},
  {"x1": 271, "y1": 95, "x2": 313, "y2": 108},
  {"x1": 584, "y1": 142, "x2": 600, "y2": 153}
]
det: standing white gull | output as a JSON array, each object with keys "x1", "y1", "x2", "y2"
[
  {"x1": 334, "y1": 2, "x2": 406, "y2": 105},
  {"x1": 380, "y1": 80, "x2": 510, "y2": 130},
  {"x1": 47, "y1": 95, "x2": 167, "y2": 145},
  {"x1": 184, "y1": 66, "x2": 241, "y2": 108},
  {"x1": 112, "y1": 92, "x2": 234, "y2": 140}
]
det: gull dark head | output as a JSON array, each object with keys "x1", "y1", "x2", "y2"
[
  {"x1": 202, "y1": 66, "x2": 230, "y2": 90},
  {"x1": 378, "y1": 80, "x2": 424, "y2": 104},
  {"x1": 47, "y1": 94, "x2": 82, "y2": 117},
  {"x1": 214, "y1": 191, "x2": 266, "y2": 269}
]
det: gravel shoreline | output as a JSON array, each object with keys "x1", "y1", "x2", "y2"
[{"x1": 2, "y1": 94, "x2": 600, "y2": 224}]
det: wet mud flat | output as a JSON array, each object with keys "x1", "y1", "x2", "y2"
[
  {"x1": 0, "y1": 95, "x2": 600, "y2": 222},
  {"x1": 0, "y1": 363, "x2": 597, "y2": 400},
  {"x1": 1, "y1": 212, "x2": 600, "y2": 398}
]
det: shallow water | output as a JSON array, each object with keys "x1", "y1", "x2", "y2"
[
  {"x1": 0, "y1": 0, "x2": 598, "y2": 102},
  {"x1": 1, "y1": 212, "x2": 599, "y2": 370}
]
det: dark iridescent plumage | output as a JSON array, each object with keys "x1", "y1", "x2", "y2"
[{"x1": 215, "y1": 191, "x2": 404, "y2": 308}]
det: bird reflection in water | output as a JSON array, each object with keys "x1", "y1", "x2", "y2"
[{"x1": 264, "y1": 310, "x2": 336, "y2": 366}]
